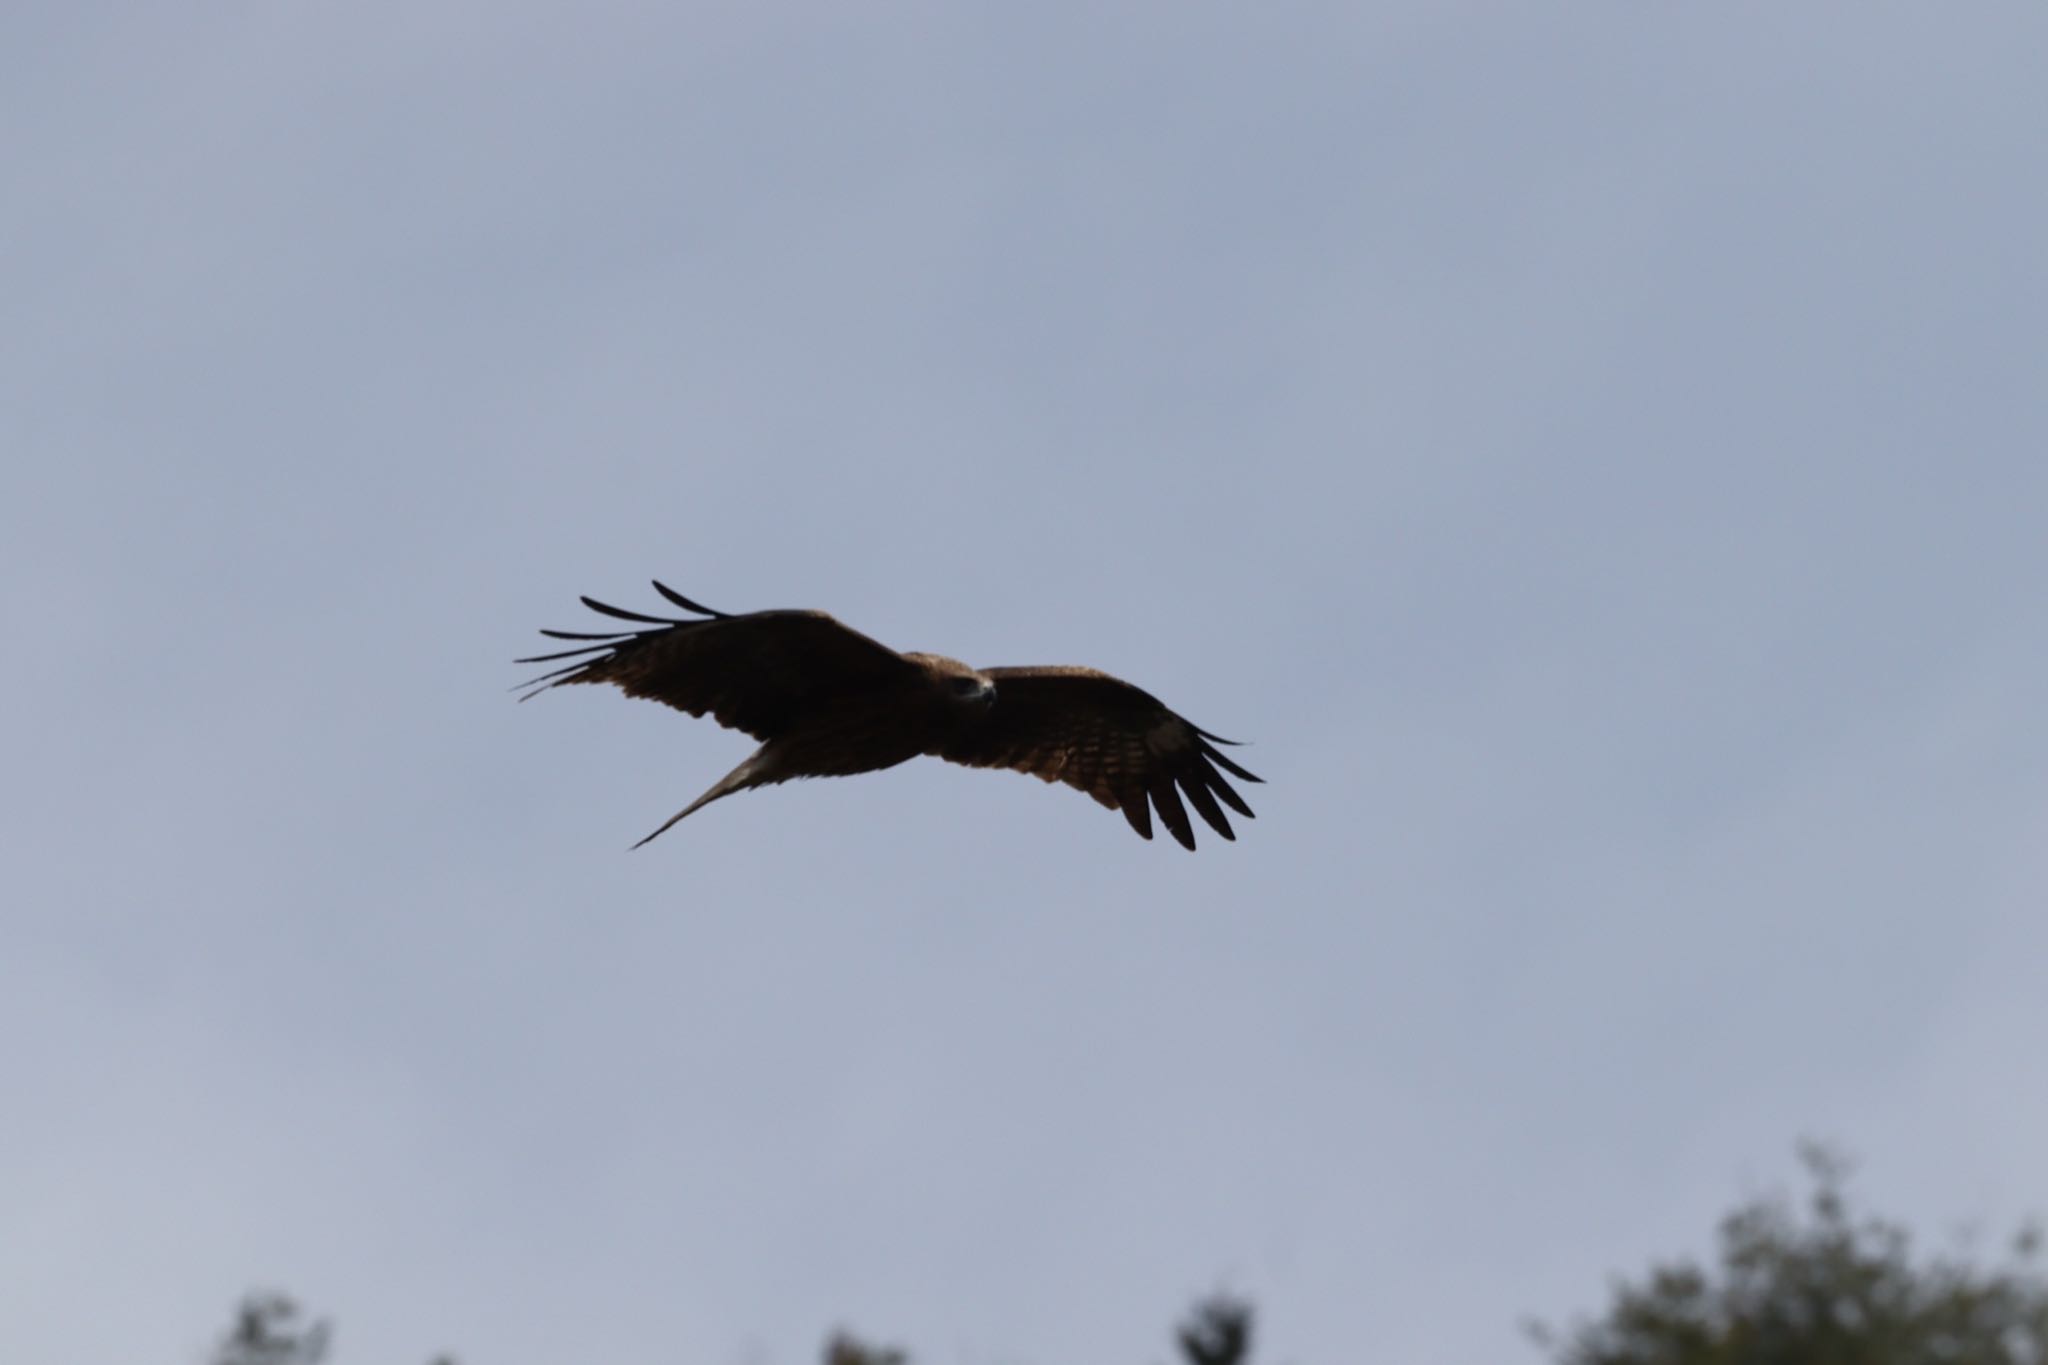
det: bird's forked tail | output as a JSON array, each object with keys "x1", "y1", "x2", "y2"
[{"x1": 632, "y1": 744, "x2": 777, "y2": 849}]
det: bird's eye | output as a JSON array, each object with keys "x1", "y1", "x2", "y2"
[{"x1": 952, "y1": 676, "x2": 982, "y2": 693}]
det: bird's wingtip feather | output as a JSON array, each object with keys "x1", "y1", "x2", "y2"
[
  {"x1": 579, "y1": 595, "x2": 680, "y2": 625},
  {"x1": 651, "y1": 581, "x2": 729, "y2": 618}
]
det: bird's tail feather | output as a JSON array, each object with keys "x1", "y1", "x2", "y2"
[{"x1": 632, "y1": 746, "x2": 773, "y2": 849}]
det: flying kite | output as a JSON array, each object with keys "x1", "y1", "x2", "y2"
[{"x1": 517, "y1": 582, "x2": 1261, "y2": 850}]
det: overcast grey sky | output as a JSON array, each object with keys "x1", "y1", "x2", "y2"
[{"x1": 5, "y1": 4, "x2": 2045, "y2": 1363}]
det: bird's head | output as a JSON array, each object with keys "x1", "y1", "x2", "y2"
[{"x1": 910, "y1": 653, "x2": 997, "y2": 712}]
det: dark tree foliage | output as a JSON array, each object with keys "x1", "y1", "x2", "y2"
[
  {"x1": 1532, "y1": 1143, "x2": 2048, "y2": 1365},
  {"x1": 213, "y1": 1293, "x2": 331, "y2": 1365},
  {"x1": 1176, "y1": 1294, "x2": 1255, "y2": 1365},
  {"x1": 815, "y1": 1296, "x2": 1252, "y2": 1365},
  {"x1": 823, "y1": 1330, "x2": 907, "y2": 1365},
  {"x1": 211, "y1": 1154, "x2": 2044, "y2": 1365},
  {"x1": 209, "y1": 1293, "x2": 453, "y2": 1365}
]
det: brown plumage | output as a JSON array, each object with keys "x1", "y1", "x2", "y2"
[{"x1": 517, "y1": 582, "x2": 1262, "y2": 850}]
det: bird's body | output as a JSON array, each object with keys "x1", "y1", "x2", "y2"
[{"x1": 517, "y1": 583, "x2": 1260, "y2": 849}]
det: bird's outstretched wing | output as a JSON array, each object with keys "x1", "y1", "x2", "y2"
[
  {"x1": 515, "y1": 582, "x2": 920, "y2": 741},
  {"x1": 936, "y1": 666, "x2": 1261, "y2": 850}
]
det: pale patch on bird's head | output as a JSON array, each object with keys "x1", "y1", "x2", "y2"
[{"x1": 907, "y1": 652, "x2": 998, "y2": 710}]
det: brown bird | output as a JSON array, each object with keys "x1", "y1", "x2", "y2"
[{"x1": 518, "y1": 582, "x2": 1261, "y2": 850}]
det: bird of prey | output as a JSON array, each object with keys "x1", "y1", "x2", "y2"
[{"x1": 517, "y1": 582, "x2": 1261, "y2": 850}]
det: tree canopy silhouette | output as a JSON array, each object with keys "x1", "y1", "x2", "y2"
[
  {"x1": 1530, "y1": 1143, "x2": 2048, "y2": 1365},
  {"x1": 200, "y1": 1146, "x2": 2046, "y2": 1365}
]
